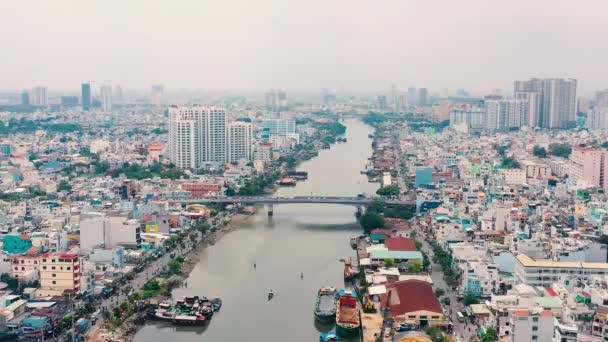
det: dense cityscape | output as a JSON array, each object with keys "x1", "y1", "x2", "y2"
[{"x1": 3, "y1": 1, "x2": 608, "y2": 342}]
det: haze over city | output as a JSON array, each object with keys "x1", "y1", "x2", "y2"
[{"x1": 1, "y1": 0, "x2": 608, "y2": 94}]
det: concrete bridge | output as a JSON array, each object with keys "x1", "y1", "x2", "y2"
[{"x1": 169, "y1": 196, "x2": 415, "y2": 216}]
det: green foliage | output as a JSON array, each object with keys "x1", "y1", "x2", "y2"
[
  {"x1": 376, "y1": 184, "x2": 400, "y2": 197},
  {"x1": 384, "y1": 258, "x2": 394, "y2": 268},
  {"x1": 239, "y1": 172, "x2": 280, "y2": 196},
  {"x1": 143, "y1": 279, "x2": 161, "y2": 292},
  {"x1": 407, "y1": 260, "x2": 422, "y2": 272},
  {"x1": 493, "y1": 144, "x2": 508, "y2": 157},
  {"x1": 168, "y1": 259, "x2": 183, "y2": 275},
  {"x1": 602, "y1": 141, "x2": 608, "y2": 148},
  {"x1": 359, "y1": 211, "x2": 384, "y2": 234},
  {"x1": 225, "y1": 186, "x2": 236, "y2": 196},
  {"x1": 363, "y1": 112, "x2": 387, "y2": 125},
  {"x1": 480, "y1": 327, "x2": 497, "y2": 342},
  {"x1": 0, "y1": 273, "x2": 18, "y2": 292},
  {"x1": 58, "y1": 179, "x2": 72, "y2": 191},
  {"x1": 463, "y1": 293, "x2": 480, "y2": 305},
  {"x1": 533, "y1": 145, "x2": 547, "y2": 158},
  {"x1": 501, "y1": 157, "x2": 520, "y2": 169},
  {"x1": 150, "y1": 128, "x2": 168, "y2": 134},
  {"x1": 383, "y1": 204, "x2": 415, "y2": 219},
  {"x1": 425, "y1": 326, "x2": 445, "y2": 342},
  {"x1": 434, "y1": 288, "x2": 445, "y2": 297},
  {"x1": 549, "y1": 143, "x2": 572, "y2": 158},
  {"x1": 111, "y1": 162, "x2": 188, "y2": 180}
]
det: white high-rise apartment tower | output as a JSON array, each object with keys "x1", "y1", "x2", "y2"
[
  {"x1": 100, "y1": 86, "x2": 113, "y2": 111},
  {"x1": 227, "y1": 121, "x2": 253, "y2": 163},
  {"x1": 31, "y1": 86, "x2": 48, "y2": 107},
  {"x1": 514, "y1": 78, "x2": 577, "y2": 128},
  {"x1": 168, "y1": 106, "x2": 226, "y2": 169}
]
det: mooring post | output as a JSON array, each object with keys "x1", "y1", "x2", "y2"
[{"x1": 268, "y1": 204, "x2": 274, "y2": 216}]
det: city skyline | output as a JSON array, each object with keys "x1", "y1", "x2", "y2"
[{"x1": 1, "y1": 0, "x2": 607, "y2": 94}]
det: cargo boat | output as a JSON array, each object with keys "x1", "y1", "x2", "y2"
[
  {"x1": 278, "y1": 177, "x2": 296, "y2": 186},
  {"x1": 320, "y1": 330, "x2": 341, "y2": 342},
  {"x1": 343, "y1": 257, "x2": 359, "y2": 281},
  {"x1": 335, "y1": 290, "x2": 360, "y2": 336},
  {"x1": 314, "y1": 287, "x2": 338, "y2": 323},
  {"x1": 153, "y1": 296, "x2": 220, "y2": 326}
]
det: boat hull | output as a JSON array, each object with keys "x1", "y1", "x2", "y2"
[
  {"x1": 314, "y1": 311, "x2": 335, "y2": 324},
  {"x1": 335, "y1": 323, "x2": 360, "y2": 336}
]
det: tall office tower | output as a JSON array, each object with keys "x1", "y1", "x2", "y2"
[
  {"x1": 100, "y1": 86, "x2": 113, "y2": 111},
  {"x1": 418, "y1": 88, "x2": 429, "y2": 106},
  {"x1": 113, "y1": 86, "x2": 124, "y2": 104},
  {"x1": 30, "y1": 87, "x2": 48, "y2": 107},
  {"x1": 407, "y1": 87, "x2": 417, "y2": 106},
  {"x1": 150, "y1": 85, "x2": 164, "y2": 106},
  {"x1": 514, "y1": 92, "x2": 541, "y2": 128},
  {"x1": 20, "y1": 91, "x2": 29, "y2": 106},
  {"x1": 596, "y1": 89, "x2": 608, "y2": 108},
  {"x1": 227, "y1": 121, "x2": 253, "y2": 163},
  {"x1": 81, "y1": 83, "x2": 91, "y2": 111},
  {"x1": 587, "y1": 108, "x2": 608, "y2": 130},
  {"x1": 486, "y1": 99, "x2": 515, "y2": 131},
  {"x1": 376, "y1": 95, "x2": 387, "y2": 108},
  {"x1": 264, "y1": 89, "x2": 286, "y2": 114},
  {"x1": 168, "y1": 106, "x2": 226, "y2": 169},
  {"x1": 514, "y1": 78, "x2": 577, "y2": 128}
]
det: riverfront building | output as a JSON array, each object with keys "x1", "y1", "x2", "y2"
[
  {"x1": 514, "y1": 254, "x2": 608, "y2": 287},
  {"x1": 39, "y1": 253, "x2": 82, "y2": 294},
  {"x1": 168, "y1": 105, "x2": 227, "y2": 169},
  {"x1": 227, "y1": 121, "x2": 253, "y2": 163}
]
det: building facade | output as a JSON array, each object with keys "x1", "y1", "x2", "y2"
[{"x1": 227, "y1": 121, "x2": 253, "y2": 163}]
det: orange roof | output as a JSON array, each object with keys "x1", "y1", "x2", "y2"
[
  {"x1": 540, "y1": 310, "x2": 552, "y2": 317},
  {"x1": 514, "y1": 310, "x2": 528, "y2": 317}
]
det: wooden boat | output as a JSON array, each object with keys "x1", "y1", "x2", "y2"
[
  {"x1": 268, "y1": 290, "x2": 274, "y2": 301},
  {"x1": 335, "y1": 290, "x2": 360, "y2": 336},
  {"x1": 320, "y1": 330, "x2": 341, "y2": 342},
  {"x1": 211, "y1": 298, "x2": 222, "y2": 311},
  {"x1": 314, "y1": 287, "x2": 337, "y2": 323}
]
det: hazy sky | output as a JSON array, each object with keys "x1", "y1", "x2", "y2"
[{"x1": 1, "y1": 0, "x2": 607, "y2": 95}]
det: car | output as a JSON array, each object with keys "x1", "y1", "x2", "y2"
[{"x1": 395, "y1": 324, "x2": 413, "y2": 332}]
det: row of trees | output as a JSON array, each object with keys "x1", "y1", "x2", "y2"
[
  {"x1": 533, "y1": 143, "x2": 572, "y2": 158},
  {"x1": 358, "y1": 199, "x2": 415, "y2": 234}
]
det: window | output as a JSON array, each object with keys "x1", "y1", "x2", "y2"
[
  {"x1": 532, "y1": 336, "x2": 537, "y2": 340},
  {"x1": 532, "y1": 317, "x2": 538, "y2": 322},
  {"x1": 67, "y1": 267, "x2": 71, "y2": 270},
  {"x1": 42, "y1": 266, "x2": 47, "y2": 270},
  {"x1": 51, "y1": 259, "x2": 55, "y2": 262},
  {"x1": 52, "y1": 273, "x2": 56, "y2": 277},
  {"x1": 42, "y1": 258, "x2": 46, "y2": 262},
  {"x1": 52, "y1": 281, "x2": 56, "y2": 285},
  {"x1": 52, "y1": 266, "x2": 56, "y2": 270},
  {"x1": 532, "y1": 327, "x2": 538, "y2": 331},
  {"x1": 21, "y1": 267, "x2": 24, "y2": 270}
]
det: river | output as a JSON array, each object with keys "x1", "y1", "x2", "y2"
[{"x1": 134, "y1": 118, "x2": 378, "y2": 342}]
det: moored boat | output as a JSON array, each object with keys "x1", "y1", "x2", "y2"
[
  {"x1": 314, "y1": 287, "x2": 338, "y2": 323},
  {"x1": 335, "y1": 290, "x2": 360, "y2": 336},
  {"x1": 278, "y1": 177, "x2": 296, "y2": 186},
  {"x1": 320, "y1": 330, "x2": 341, "y2": 342},
  {"x1": 211, "y1": 298, "x2": 222, "y2": 312}
]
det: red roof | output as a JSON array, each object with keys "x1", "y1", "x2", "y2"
[
  {"x1": 385, "y1": 237, "x2": 417, "y2": 252},
  {"x1": 545, "y1": 287, "x2": 557, "y2": 297},
  {"x1": 380, "y1": 280, "x2": 443, "y2": 317},
  {"x1": 370, "y1": 228, "x2": 393, "y2": 237}
]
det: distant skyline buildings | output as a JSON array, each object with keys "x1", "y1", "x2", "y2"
[
  {"x1": 81, "y1": 83, "x2": 91, "y2": 111},
  {"x1": 100, "y1": 85, "x2": 113, "y2": 111},
  {"x1": 30, "y1": 86, "x2": 48, "y2": 107},
  {"x1": 514, "y1": 78, "x2": 577, "y2": 129}
]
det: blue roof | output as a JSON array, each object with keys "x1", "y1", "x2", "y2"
[{"x1": 369, "y1": 250, "x2": 423, "y2": 260}]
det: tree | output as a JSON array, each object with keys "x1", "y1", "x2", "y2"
[
  {"x1": 384, "y1": 258, "x2": 394, "y2": 268},
  {"x1": 359, "y1": 211, "x2": 384, "y2": 234},
  {"x1": 463, "y1": 293, "x2": 480, "y2": 306},
  {"x1": 58, "y1": 179, "x2": 72, "y2": 191},
  {"x1": 533, "y1": 145, "x2": 547, "y2": 158},
  {"x1": 376, "y1": 184, "x2": 400, "y2": 197},
  {"x1": 0, "y1": 273, "x2": 18, "y2": 292},
  {"x1": 501, "y1": 157, "x2": 520, "y2": 169},
  {"x1": 168, "y1": 260, "x2": 182, "y2": 275},
  {"x1": 408, "y1": 260, "x2": 422, "y2": 273},
  {"x1": 425, "y1": 327, "x2": 445, "y2": 342},
  {"x1": 225, "y1": 186, "x2": 236, "y2": 196},
  {"x1": 434, "y1": 288, "x2": 445, "y2": 297},
  {"x1": 602, "y1": 141, "x2": 608, "y2": 148},
  {"x1": 480, "y1": 327, "x2": 497, "y2": 342},
  {"x1": 549, "y1": 143, "x2": 572, "y2": 158}
]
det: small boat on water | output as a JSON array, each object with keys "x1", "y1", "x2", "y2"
[
  {"x1": 278, "y1": 177, "x2": 296, "y2": 186},
  {"x1": 320, "y1": 330, "x2": 341, "y2": 342},
  {"x1": 268, "y1": 290, "x2": 274, "y2": 301},
  {"x1": 314, "y1": 287, "x2": 338, "y2": 323},
  {"x1": 211, "y1": 298, "x2": 222, "y2": 311},
  {"x1": 335, "y1": 290, "x2": 360, "y2": 336},
  {"x1": 343, "y1": 257, "x2": 359, "y2": 281}
]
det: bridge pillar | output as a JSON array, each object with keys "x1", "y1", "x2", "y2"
[{"x1": 267, "y1": 204, "x2": 274, "y2": 217}]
